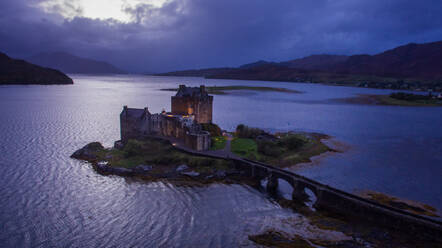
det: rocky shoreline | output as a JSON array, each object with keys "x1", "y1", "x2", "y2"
[{"x1": 70, "y1": 139, "x2": 255, "y2": 186}]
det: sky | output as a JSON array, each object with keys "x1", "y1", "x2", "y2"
[{"x1": 1, "y1": 0, "x2": 442, "y2": 73}]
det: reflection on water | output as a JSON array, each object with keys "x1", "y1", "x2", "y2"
[{"x1": 0, "y1": 75, "x2": 441, "y2": 246}]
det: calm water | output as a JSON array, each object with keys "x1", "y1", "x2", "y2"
[{"x1": 0, "y1": 75, "x2": 441, "y2": 247}]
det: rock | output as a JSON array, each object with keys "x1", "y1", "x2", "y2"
[
  {"x1": 176, "y1": 164, "x2": 189, "y2": 172},
  {"x1": 135, "y1": 164, "x2": 153, "y2": 172},
  {"x1": 95, "y1": 162, "x2": 108, "y2": 171},
  {"x1": 181, "y1": 171, "x2": 200, "y2": 177},
  {"x1": 215, "y1": 170, "x2": 227, "y2": 178},
  {"x1": 71, "y1": 142, "x2": 104, "y2": 161},
  {"x1": 111, "y1": 167, "x2": 133, "y2": 176}
]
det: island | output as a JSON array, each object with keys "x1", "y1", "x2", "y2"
[
  {"x1": 160, "y1": 85, "x2": 302, "y2": 95},
  {"x1": 0, "y1": 52, "x2": 73, "y2": 85},
  {"x1": 72, "y1": 85, "x2": 328, "y2": 184}
]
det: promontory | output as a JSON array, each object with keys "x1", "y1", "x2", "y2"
[{"x1": 0, "y1": 52, "x2": 73, "y2": 85}]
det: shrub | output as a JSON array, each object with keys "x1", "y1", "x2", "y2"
[
  {"x1": 235, "y1": 124, "x2": 264, "y2": 139},
  {"x1": 257, "y1": 140, "x2": 283, "y2": 157},
  {"x1": 123, "y1": 140, "x2": 144, "y2": 157},
  {"x1": 279, "y1": 135, "x2": 306, "y2": 150},
  {"x1": 201, "y1": 123, "x2": 222, "y2": 136},
  {"x1": 390, "y1": 92, "x2": 430, "y2": 101}
]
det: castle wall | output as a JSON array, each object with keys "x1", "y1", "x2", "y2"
[
  {"x1": 171, "y1": 97, "x2": 189, "y2": 116},
  {"x1": 171, "y1": 96, "x2": 213, "y2": 124},
  {"x1": 185, "y1": 131, "x2": 211, "y2": 151},
  {"x1": 194, "y1": 96, "x2": 213, "y2": 124}
]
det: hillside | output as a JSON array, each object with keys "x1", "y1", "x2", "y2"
[
  {"x1": 158, "y1": 40, "x2": 442, "y2": 91},
  {"x1": 27, "y1": 52, "x2": 126, "y2": 74},
  {"x1": 329, "y1": 41, "x2": 442, "y2": 79},
  {"x1": 280, "y1": 54, "x2": 349, "y2": 70},
  {"x1": 0, "y1": 52, "x2": 73, "y2": 85}
]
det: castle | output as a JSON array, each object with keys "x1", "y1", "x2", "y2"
[{"x1": 120, "y1": 85, "x2": 213, "y2": 151}]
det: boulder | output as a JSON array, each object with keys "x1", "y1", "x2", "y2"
[
  {"x1": 181, "y1": 171, "x2": 200, "y2": 177},
  {"x1": 71, "y1": 142, "x2": 104, "y2": 161},
  {"x1": 134, "y1": 164, "x2": 153, "y2": 173},
  {"x1": 215, "y1": 170, "x2": 227, "y2": 178},
  {"x1": 111, "y1": 167, "x2": 134, "y2": 176},
  {"x1": 176, "y1": 164, "x2": 189, "y2": 172}
]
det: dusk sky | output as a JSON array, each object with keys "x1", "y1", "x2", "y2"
[{"x1": 1, "y1": 0, "x2": 442, "y2": 73}]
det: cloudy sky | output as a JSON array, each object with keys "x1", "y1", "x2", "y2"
[{"x1": 1, "y1": 0, "x2": 442, "y2": 73}]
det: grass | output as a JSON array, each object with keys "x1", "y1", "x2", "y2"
[
  {"x1": 161, "y1": 85, "x2": 301, "y2": 95},
  {"x1": 231, "y1": 138, "x2": 259, "y2": 159},
  {"x1": 101, "y1": 138, "x2": 231, "y2": 169},
  {"x1": 230, "y1": 132, "x2": 332, "y2": 167},
  {"x1": 210, "y1": 136, "x2": 227, "y2": 150}
]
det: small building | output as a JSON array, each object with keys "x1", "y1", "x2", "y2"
[
  {"x1": 119, "y1": 85, "x2": 213, "y2": 151},
  {"x1": 120, "y1": 107, "x2": 151, "y2": 142}
]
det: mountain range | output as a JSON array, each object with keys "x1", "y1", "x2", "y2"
[
  {"x1": 0, "y1": 52, "x2": 73, "y2": 85},
  {"x1": 157, "y1": 41, "x2": 442, "y2": 88},
  {"x1": 27, "y1": 52, "x2": 126, "y2": 75}
]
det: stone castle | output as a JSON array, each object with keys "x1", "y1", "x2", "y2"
[{"x1": 120, "y1": 85, "x2": 213, "y2": 151}]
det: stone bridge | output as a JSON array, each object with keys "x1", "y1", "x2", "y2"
[
  {"x1": 236, "y1": 158, "x2": 442, "y2": 235},
  {"x1": 158, "y1": 135, "x2": 442, "y2": 235}
]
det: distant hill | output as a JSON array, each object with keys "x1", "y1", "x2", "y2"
[
  {"x1": 328, "y1": 41, "x2": 442, "y2": 79},
  {"x1": 27, "y1": 52, "x2": 126, "y2": 74},
  {"x1": 158, "y1": 40, "x2": 442, "y2": 90},
  {"x1": 280, "y1": 55, "x2": 349, "y2": 70},
  {"x1": 239, "y1": 60, "x2": 275, "y2": 69},
  {"x1": 0, "y1": 52, "x2": 73, "y2": 85}
]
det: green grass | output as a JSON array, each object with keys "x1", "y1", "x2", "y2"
[
  {"x1": 102, "y1": 138, "x2": 231, "y2": 170},
  {"x1": 161, "y1": 85, "x2": 301, "y2": 95},
  {"x1": 231, "y1": 138, "x2": 259, "y2": 159},
  {"x1": 210, "y1": 136, "x2": 227, "y2": 150},
  {"x1": 230, "y1": 132, "x2": 332, "y2": 167}
]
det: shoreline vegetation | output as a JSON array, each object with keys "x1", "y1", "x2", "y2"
[
  {"x1": 335, "y1": 93, "x2": 442, "y2": 106},
  {"x1": 358, "y1": 190, "x2": 440, "y2": 218},
  {"x1": 160, "y1": 85, "x2": 302, "y2": 95}
]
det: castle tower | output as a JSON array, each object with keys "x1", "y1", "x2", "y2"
[{"x1": 171, "y1": 85, "x2": 213, "y2": 123}]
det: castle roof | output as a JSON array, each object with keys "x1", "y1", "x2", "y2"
[
  {"x1": 175, "y1": 85, "x2": 209, "y2": 98},
  {"x1": 121, "y1": 106, "x2": 150, "y2": 119}
]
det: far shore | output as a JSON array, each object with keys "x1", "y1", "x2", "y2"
[{"x1": 160, "y1": 85, "x2": 302, "y2": 95}]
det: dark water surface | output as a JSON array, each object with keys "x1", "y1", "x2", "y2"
[{"x1": 0, "y1": 75, "x2": 441, "y2": 247}]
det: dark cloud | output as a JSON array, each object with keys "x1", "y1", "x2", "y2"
[{"x1": 1, "y1": 0, "x2": 442, "y2": 73}]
